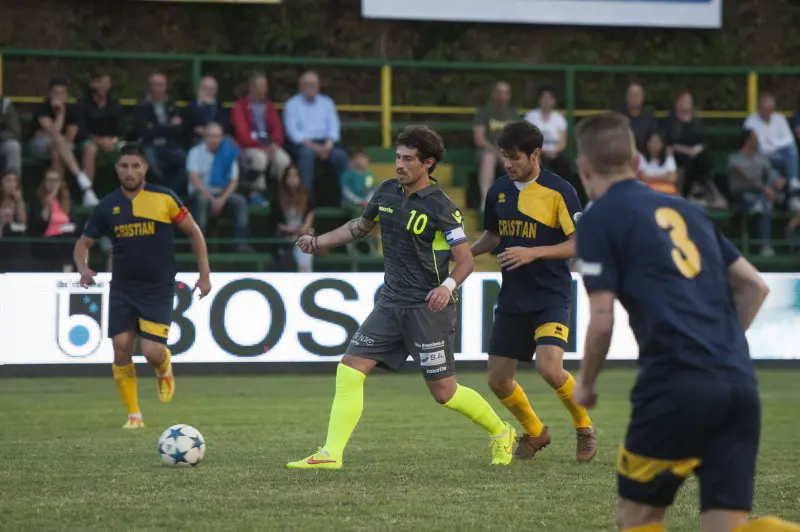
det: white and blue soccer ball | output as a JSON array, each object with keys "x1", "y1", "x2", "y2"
[{"x1": 158, "y1": 424, "x2": 206, "y2": 467}]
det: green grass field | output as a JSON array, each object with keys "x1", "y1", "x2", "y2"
[{"x1": 1, "y1": 369, "x2": 798, "y2": 531}]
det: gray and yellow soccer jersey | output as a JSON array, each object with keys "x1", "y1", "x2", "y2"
[{"x1": 362, "y1": 178, "x2": 468, "y2": 306}]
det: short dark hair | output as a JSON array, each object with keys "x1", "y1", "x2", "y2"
[
  {"x1": 537, "y1": 86, "x2": 557, "y2": 100},
  {"x1": 575, "y1": 112, "x2": 635, "y2": 176},
  {"x1": 396, "y1": 125, "x2": 445, "y2": 173},
  {"x1": 48, "y1": 78, "x2": 68, "y2": 91},
  {"x1": 739, "y1": 128, "x2": 756, "y2": 149},
  {"x1": 497, "y1": 121, "x2": 544, "y2": 157},
  {"x1": 117, "y1": 142, "x2": 146, "y2": 161}
]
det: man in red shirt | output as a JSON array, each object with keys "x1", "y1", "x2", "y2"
[{"x1": 231, "y1": 72, "x2": 292, "y2": 205}]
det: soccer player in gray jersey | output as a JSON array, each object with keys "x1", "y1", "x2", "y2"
[{"x1": 287, "y1": 126, "x2": 516, "y2": 469}]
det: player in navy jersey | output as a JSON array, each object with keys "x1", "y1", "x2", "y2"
[
  {"x1": 572, "y1": 112, "x2": 800, "y2": 532},
  {"x1": 471, "y1": 121, "x2": 597, "y2": 462},
  {"x1": 73, "y1": 142, "x2": 211, "y2": 429}
]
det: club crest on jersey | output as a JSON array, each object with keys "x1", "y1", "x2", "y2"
[
  {"x1": 498, "y1": 193, "x2": 506, "y2": 203},
  {"x1": 112, "y1": 206, "x2": 120, "y2": 215}
]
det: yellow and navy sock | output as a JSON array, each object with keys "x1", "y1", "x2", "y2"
[
  {"x1": 152, "y1": 347, "x2": 171, "y2": 377},
  {"x1": 500, "y1": 381, "x2": 544, "y2": 437},
  {"x1": 444, "y1": 384, "x2": 506, "y2": 437},
  {"x1": 322, "y1": 364, "x2": 366, "y2": 458},
  {"x1": 112, "y1": 363, "x2": 140, "y2": 416},
  {"x1": 554, "y1": 371, "x2": 593, "y2": 429},
  {"x1": 622, "y1": 524, "x2": 665, "y2": 532},
  {"x1": 735, "y1": 517, "x2": 800, "y2": 531}
]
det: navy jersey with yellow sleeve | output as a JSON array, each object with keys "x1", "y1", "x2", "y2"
[
  {"x1": 484, "y1": 169, "x2": 582, "y2": 313},
  {"x1": 83, "y1": 183, "x2": 188, "y2": 291},
  {"x1": 576, "y1": 180, "x2": 755, "y2": 389}
]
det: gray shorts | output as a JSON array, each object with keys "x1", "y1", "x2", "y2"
[{"x1": 346, "y1": 302, "x2": 457, "y2": 381}]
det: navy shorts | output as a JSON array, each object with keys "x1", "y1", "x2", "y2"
[
  {"x1": 488, "y1": 307, "x2": 570, "y2": 361},
  {"x1": 346, "y1": 302, "x2": 457, "y2": 381},
  {"x1": 618, "y1": 377, "x2": 761, "y2": 512},
  {"x1": 108, "y1": 288, "x2": 174, "y2": 344}
]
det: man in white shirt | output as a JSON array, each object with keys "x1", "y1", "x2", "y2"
[
  {"x1": 524, "y1": 87, "x2": 571, "y2": 180},
  {"x1": 744, "y1": 93, "x2": 800, "y2": 201},
  {"x1": 186, "y1": 123, "x2": 252, "y2": 252},
  {"x1": 283, "y1": 71, "x2": 349, "y2": 190}
]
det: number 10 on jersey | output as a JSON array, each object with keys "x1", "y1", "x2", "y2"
[{"x1": 407, "y1": 210, "x2": 428, "y2": 234}]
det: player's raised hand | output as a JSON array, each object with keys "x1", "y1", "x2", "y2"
[
  {"x1": 573, "y1": 381, "x2": 598, "y2": 410},
  {"x1": 497, "y1": 247, "x2": 540, "y2": 271},
  {"x1": 78, "y1": 268, "x2": 97, "y2": 288},
  {"x1": 194, "y1": 276, "x2": 212, "y2": 299},
  {"x1": 425, "y1": 286, "x2": 451, "y2": 312}
]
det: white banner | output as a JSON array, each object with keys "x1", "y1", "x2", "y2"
[
  {"x1": 0, "y1": 272, "x2": 797, "y2": 365},
  {"x1": 362, "y1": 0, "x2": 722, "y2": 29}
]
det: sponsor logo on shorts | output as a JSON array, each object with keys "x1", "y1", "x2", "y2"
[
  {"x1": 351, "y1": 332, "x2": 375, "y2": 346},
  {"x1": 420, "y1": 349, "x2": 446, "y2": 367},
  {"x1": 425, "y1": 366, "x2": 449, "y2": 375}
]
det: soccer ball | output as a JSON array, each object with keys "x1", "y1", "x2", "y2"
[{"x1": 158, "y1": 424, "x2": 206, "y2": 467}]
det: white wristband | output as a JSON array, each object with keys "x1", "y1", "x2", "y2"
[{"x1": 441, "y1": 277, "x2": 457, "y2": 293}]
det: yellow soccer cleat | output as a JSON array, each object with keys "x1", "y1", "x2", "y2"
[
  {"x1": 286, "y1": 449, "x2": 342, "y2": 470},
  {"x1": 157, "y1": 371, "x2": 175, "y2": 404},
  {"x1": 490, "y1": 422, "x2": 516, "y2": 466},
  {"x1": 123, "y1": 415, "x2": 145, "y2": 429}
]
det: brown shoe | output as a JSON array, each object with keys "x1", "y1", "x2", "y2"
[
  {"x1": 514, "y1": 427, "x2": 551, "y2": 460},
  {"x1": 576, "y1": 426, "x2": 597, "y2": 462}
]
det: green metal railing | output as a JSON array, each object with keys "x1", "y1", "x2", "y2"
[{"x1": 3, "y1": 49, "x2": 800, "y2": 149}]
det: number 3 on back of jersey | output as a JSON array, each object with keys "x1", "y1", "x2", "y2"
[{"x1": 655, "y1": 207, "x2": 702, "y2": 280}]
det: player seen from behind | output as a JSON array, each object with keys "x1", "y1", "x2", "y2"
[
  {"x1": 572, "y1": 112, "x2": 800, "y2": 532},
  {"x1": 73, "y1": 142, "x2": 212, "y2": 429},
  {"x1": 287, "y1": 125, "x2": 516, "y2": 469},
  {"x1": 471, "y1": 120, "x2": 597, "y2": 461}
]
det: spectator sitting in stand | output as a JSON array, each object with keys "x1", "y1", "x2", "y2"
[
  {"x1": 340, "y1": 149, "x2": 376, "y2": 211},
  {"x1": 187, "y1": 122, "x2": 252, "y2": 253},
  {"x1": 29, "y1": 78, "x2": 97, "y2": 206},
  {"x1": 661, "y1": 90, "x2": 725, "y2": 206},
  {"x1": 474, "y1": 81, "x2": 519, "y2": 208},
  {"x1": 0, "y1": 93, "x2": 22, "y2": 177},
  {"x1": 637, "y1": 131, "x2": 678, "y2": 196},
  {"x1": 0, "y1": 171, "x2": 26, "y2": 236},
  {"x1": 77, "y1": 71, "x2": 125, "y2": 187},
  {"x1": 231, "y1": 72, "x2": 291, "y2": 207},
  {"x1": 728, "y1": 129, "x2": 786, "y2": 257},
  {"x1": 340, "y1": 149, "x2": 378, "y2": 255},
  {"x1": 615, "y1": 82, "x2": 658, "y2": 155},
  {"x1": 524, "y1": 86, "x2": 571, "y2": 180},
  {"x1": 135, "y1": 72, "x2": 187, "y2": 195},
  {"x1": 283, "y1": 71, "x2": 349, "y2": 191},
  {"x1": 272, "y1": 165, "x2": 315, "y2": 272},
  {"x1": 27, "y1": 169, "x2": 76, "y2": 272},
  {"x1": 745, "y1": 92, "x2": 800, "y2": 210},
  {"x1": 185, "y1": 76, "x2": 228, "y2": 147}
]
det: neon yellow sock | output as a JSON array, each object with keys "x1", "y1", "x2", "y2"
[
  {"x1": 322, "y1": 364, "x2": 366, "y2": 458},
  {"x1": 444, "y1": 384, "x2": 506, "y2": 437},
  {"x1": 622, "y1": 524, "x2": 665, "y2": 532},
  {"x1": 554, "y1": 372, "x2": 593, "y2": 429},
  {"x1": 112, "y1": 363, "x2": 140, "y2": 416},
  {"x1": 152, "y1": 347, "x2": 171, "y2": 377},
  {"x1": 735, "y1": 517, "x2": 800, "y2": 531},
  {"x1": 500, "y1": 382, "x2": 544, "y2": 437}
]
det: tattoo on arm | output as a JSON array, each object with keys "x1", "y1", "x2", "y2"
[{"x1": 348, "y1": 218, "x2": 377, "y2": 240}]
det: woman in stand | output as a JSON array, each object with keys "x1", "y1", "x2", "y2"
[
  {"x1": 272, "y1": 165, "x2": 316, "y2": 272},
  {"x1": 28, "y1": 169, "x2": 76, "y2": 271},
  {"x1": 638, "y1": 131, "x2": 679, "y2": 196}
]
